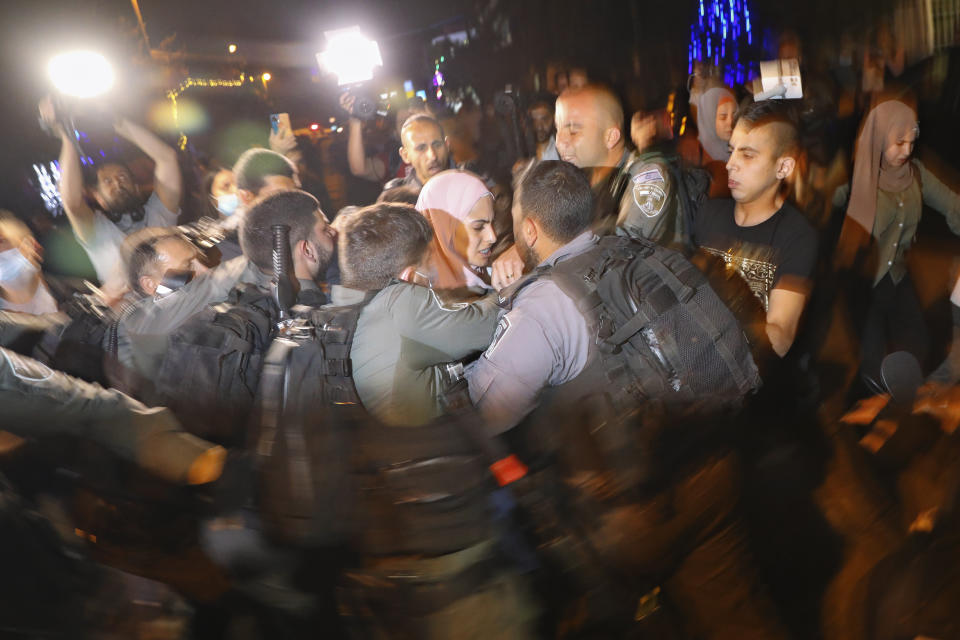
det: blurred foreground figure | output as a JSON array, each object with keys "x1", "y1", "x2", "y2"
[
  {"x1": 0, "y1": 211, "x2": 57, "y2": 315},
  {"x1": 466, "y1": 160, "x2": 785, "y2": 638},
  {"x1": 833, "y1": 355, "x2": 960, "y2": 640},
  {"x1": 835, "y1": 98, "x2": 960, "y2": 391},
  {"x1": 0, "y1": 344, "x2": 224, "y2": 487}
]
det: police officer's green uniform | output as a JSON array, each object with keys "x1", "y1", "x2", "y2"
[
  {"x1": 0, "y1": 343, "x2": 219, "y2": 485},
  {"x1": 329, "y1": 281, "x2": 538, "y2": 639}
]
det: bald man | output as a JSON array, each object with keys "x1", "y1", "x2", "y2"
[{"x1": 555, "y1": 84, "x2": 681, "y2": 245}]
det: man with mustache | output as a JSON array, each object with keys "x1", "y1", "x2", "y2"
[
  {"x1": 39, "y1": 98, "x2": 183, "y2": 291},
  {"x1": 380, "y1": 114, "x2": 453, "y2": 196}
]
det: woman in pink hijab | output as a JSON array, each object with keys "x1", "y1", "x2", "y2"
[{"x1": 415, "y1": 170, "x2": 497, "y2": 291}]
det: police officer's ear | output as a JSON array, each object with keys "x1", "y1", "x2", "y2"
[
  {"x1": 520, "y1": 215, "x2": 538, "y2": 247},
  {"x1": 138, "y1": 274, "x2": 159, "y2": 297},
  {"x1": 775, "y1": 155, "x2": 797, "y2": 181},
  {"x1": 237, "y1": 189, "x2": 256, "y2": 206},
  {"x1": 604, "y1": 125, "x2": 622, "y2": 151}
]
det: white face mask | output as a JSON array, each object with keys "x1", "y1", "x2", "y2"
[
  {"x1": 0, "y1": 247, "x2": 39, "y2": 293},
  {"x1": 216, "y1": 192, "x2": 240, "y2": 216}
]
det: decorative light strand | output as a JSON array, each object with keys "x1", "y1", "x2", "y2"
[
  {"x1": 688, "y1": 0, "x2": 755, "y2": 87},
  {"x1": 166, "y1": 75, "x2": 247, "y2": 149}
]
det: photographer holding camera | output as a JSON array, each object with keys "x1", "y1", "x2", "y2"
[
  {"x1": 38, "y1": 97, "x2": 183, "y2": 294},
  {"x1": 340, "y1": 92, "x2": 427, "y2": 186}
]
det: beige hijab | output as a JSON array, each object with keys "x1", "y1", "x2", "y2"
[{"x1": 846, "y1": 100, "x2": 918, "y2": 233}]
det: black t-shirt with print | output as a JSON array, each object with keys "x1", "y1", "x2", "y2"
[{"x1": 691, "y1": 198, "x2": 817, "y2": 310}]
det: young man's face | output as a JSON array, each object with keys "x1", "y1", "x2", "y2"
[
  {"x1": 400, "y1": 121, "x2": 450, "y2": 185},
  {"x1": 725, "y1": 121, "x2": 788, "y2": 205},
  {"x1": 529, "y1": 105, "x2": 555, "y2": 144},
  {"x1": 303, "y1": 213, "x2": 337, "y2": 280},
  {"x1": 511, "y1": 191, "x2": 540, "y2": 272}
]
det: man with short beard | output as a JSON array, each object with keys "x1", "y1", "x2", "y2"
[
  {"x1": 39, "y1": 98, "x2": 183, "y2": 290},
  {"x1": 527, "y1": 96, "x2": 560, "y2": 162},
  {"x1": 381, "y1": 115, "x2": 453, "y2": 196}
]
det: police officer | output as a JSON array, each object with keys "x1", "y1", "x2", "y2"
[
  {"x1": 329, "y1": 202, "x2": 536, "y2": 638},
  {"x1": 553, "y1": 84, "x2": 679, "y2": 244},
  {"x1": 466, "y1": 160, "x2": 785, "y2": 638},
  {"x1": 0, "y1": 340, "x2": 224, "y2": 486},
  {"x1": 491, "y1": 85, "x2": 680, "y2": 291},
  {"x1": 108, "y1": 226, "x2": 248, "y2": 388},
  {"x1": 115, "y1": 191, "x2": 336, "y2": 391}
]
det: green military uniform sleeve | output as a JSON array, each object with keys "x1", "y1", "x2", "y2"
[
  {"x1": 617, "y1": 157, "x2": 676, "y2": 244},
  {"x1": 917, "y1": 160, "x2": 960, "y2": 236},
  {"x1": 386, "y1": 283, "x2": 500, "y2": 361},
  {"x1": 0, "y1": 347, "x2": 216, "y2": 484}
]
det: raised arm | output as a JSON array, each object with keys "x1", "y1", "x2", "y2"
[
  {"x1": 39, "y1": 98, "x2": 96, "y2": 243},
  {"x1": 114, "y1": 118, "x2": 182, "y2": 214},
  {"x1": 340, "y1": 94, "x2": 386, "y2": 181}
]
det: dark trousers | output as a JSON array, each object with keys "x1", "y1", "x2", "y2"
[{"x1": 858, "y1": 274, "x2": 929, "y2": 389}]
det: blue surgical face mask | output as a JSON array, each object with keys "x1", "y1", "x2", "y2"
[
  {"x1": 216, "y1": 192, "x2": 240, "y2": 216},
  {"x1": 0, "y1": 247, "x2": 39, "y2": 290}
]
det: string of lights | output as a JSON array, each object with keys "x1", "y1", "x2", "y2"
[
  {"x1": 688, "y1": 0, "x2": 756, "y2": 88},
  {"x1": 166, "y1": 74, "x2": 250, "y2": 148}
]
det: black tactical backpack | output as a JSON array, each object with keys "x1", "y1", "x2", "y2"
[
  {"x1": 153, "y1": 284, "x2": 281, "y2": 446},
  {"x1": 253, "y1": 296, "x2": 493, "y2": 554},
  {"x1": 507, "y1": 234, "x2": 761, "y2": 488}
]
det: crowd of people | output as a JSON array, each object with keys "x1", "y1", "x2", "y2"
[{"x1": 0, "y1": 37, "x2": 959, "y2": 640}]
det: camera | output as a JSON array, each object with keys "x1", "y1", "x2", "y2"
[{"x1": 342, "y1": 90, "x2": 389, "y2": 121}]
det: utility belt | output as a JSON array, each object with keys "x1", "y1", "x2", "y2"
[{"x1": 338, "y1": 543, "x2": 503, "y2": 619}]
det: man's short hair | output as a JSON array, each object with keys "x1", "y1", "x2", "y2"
[
  {"x1": 340, "y1": 203, "x2": 433, "y2": 291},
  {"x1": 376, "y1": 185, "x2": 421, "y2": 206},
  {"x1": 528, "y1": 93, "x2": 556, "y2": 114},
  {"x1": 233, "y1": 148, "x2": 297, "y2": 194},
  {"x1": 516, "y1": 160, "x2": 593, "y2": 243},
  {"x1": 734, "y1": 100, "x2": 799, "y2": 157},
  {"x1": 400, "y1": 114, "x2": 445, "y2": 139},
  {"x1": 122, "y1": 227, "x2": 187, "y2": 295},
  {"x1": 240, "y1": 190, "x2": 321, "y2": 272}
]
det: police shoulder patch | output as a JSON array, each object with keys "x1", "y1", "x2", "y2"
[{"x1": 483, "y1": 316, "x2": 511, "y2": 360}]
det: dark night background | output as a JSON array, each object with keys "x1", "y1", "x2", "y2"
[{"x1": 0, "y1": 0, "x2": 940, "y2": 215}]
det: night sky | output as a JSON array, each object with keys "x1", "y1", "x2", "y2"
[{"x1": 0, "y1": 0, "x2": 467, "y2": 207}]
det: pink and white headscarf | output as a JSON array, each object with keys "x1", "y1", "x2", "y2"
[{"x1": 415, "y1": 170, "x2": 493, "y2": 290}]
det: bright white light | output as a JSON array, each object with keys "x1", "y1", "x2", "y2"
[
  {"x1": 318, "y1": 27, "x2": 382, "y2": 86},
  {"x1": 48, "y1": 51, "x2": 114, "y2": 98}
]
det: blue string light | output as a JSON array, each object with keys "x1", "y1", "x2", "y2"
[{"x1": 688, "y1": 0, "x2": 755, "y2": 85}]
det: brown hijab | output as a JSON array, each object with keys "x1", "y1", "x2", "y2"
[{"x1": 846, "y1": 100, "x2": 918, "y2": 233}]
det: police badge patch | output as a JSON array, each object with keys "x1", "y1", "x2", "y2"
[
  {"x1": 483, "y1": 316, "x2": 511, "y2": 360},
  {"x1": 632, "y1": 167, "x2": 667, "y2": 218}
]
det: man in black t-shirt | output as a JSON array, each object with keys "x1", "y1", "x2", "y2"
[{"x1": 692, "y1": 101, "x2": 817, "y2": 357}]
